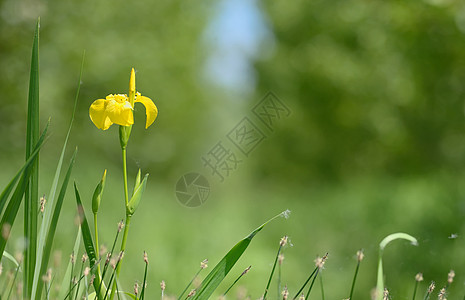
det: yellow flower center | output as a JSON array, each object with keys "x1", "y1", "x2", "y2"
[{"x1": 107, "y1": 94, "x2": 130, "y2": 105}]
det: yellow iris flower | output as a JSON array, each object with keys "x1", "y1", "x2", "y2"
[{"x1": 89, "y1": 69, "x2": 158, "y2": 130}]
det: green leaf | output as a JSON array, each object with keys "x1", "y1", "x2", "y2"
[
  {"x1": 24, "y1": 18, "x2": 40, "y2": 298},
  {"x1": 74, "y1": 183, "x2": 103, "y2": 300},
  {"x1": 133, "y1": 169, "x2": 142, "y2": 195},
  {"x1": 127, "y1": 174, "x2": 148, "y2": 215},
  {"x1": 190, "y1": 211, "x2": 288, "y2": 300},
  {"x1": 34, "y1": 148, "x2": 77, "y2": 299},
  {"x1": 376, "y1": 232, "x2": 417, "y2": 300},
  {"x1": 0, "y1": 120, "x2": 49, "y2": 262},
  {"x1": 31, "y1": 51, "x2": 85, "y2": 299},
  {"x1": 0, "y1": 120, "x2": 49, "y2": 215},
  {"x1": 2, "y1": 251, "x2": 20, "y2": 268}
]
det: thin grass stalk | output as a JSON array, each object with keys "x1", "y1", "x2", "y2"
[
  {"x1": 94, "y1": 223, "x2": 123, "y2": 299},
  {"x1": 64, "y1": 264, "x2": 99, "y2": 300},
  {"x1": 278, "y1": 259, "x2": 282, "y2": 299},
  {"x1": 6, "y1": 266, "x2": 20, "y2": 300},
  {"x1": 75, "y1": 260, "x2": 85, "y2": 300},
  {"x1": 104, "y1": 259, "x2": 122, "y2": 300},
  {"x1": 305, "y1": 268, "x2": 320, "y2": 299},
  {"x1": 349, "y1": 259, "x2": 361, "y2": 300},
  {"x1": 293, "y1": 266, "x2": 318, "y2": 300},
  {"x1": 69, "y1": 252, "x2": 76, "y2": 299},
  {"x1": 319, "y1": 273, "x2": 324, "y2": 300},
  {"x1": 263, "y1": 243, "x2": 283, "y2": 299},
  {"x1": 140, "y1": 257, "x2": 148, "y2": 300},
  {"x1": 412, "y1": 280, "x2": 419, "y2": 300},
  {"x1": 422, "y1": 282, "x2": 435, "y2": 300},
  {"x1": 223, "y1": 266, "x2": 251, "y2": 296},
  {"x1": 179, "y1": 268, "x2": 203, "y2": 300}
]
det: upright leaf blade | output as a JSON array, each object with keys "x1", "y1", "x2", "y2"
[
  {"x1": 24, "y1": 18, "x2": 40, "y2": 298},
  {"x1": 34, "y1": 148, "x2": 77, "y2": 299},
  {"x1": 31, "y1": 51, "x2": 85, "y2": 298},
  {"x1": 75, "y1": 183, "x2": 103, "y2": 300},
  {"x1": 191, "y1": 211, "x2": 288, "y2": 300},
  {"x1": 0, "y1": 121, "x2": 49, "y2": 262}
]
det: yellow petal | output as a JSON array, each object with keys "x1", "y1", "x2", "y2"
[
  {"x1": 89, "y1": 99, "x2": 113, "y2": 130},
  {"x1": 106, "y1": 99, "x2": 134, "y2": 126},
  {"x1": 135, "y1": 95, "x2": 158, "y2": 129}
]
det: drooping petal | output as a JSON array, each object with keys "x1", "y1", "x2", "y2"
[
  {"x1": 106, "y1": 99, "x2": 134, "y2": 126},
  {"x1": 135, "y1": 95, "x2": 158, "y2": 129},
  {"x1": 89, "y1": 99, "x2": 113, "y2": 130}
]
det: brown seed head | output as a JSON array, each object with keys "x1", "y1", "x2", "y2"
[
  {"x1": 282, "y1": 286, "x2": 289, "y2": 300},
  {"x1": 383, "y1": 288, "x2": 389, "y2": 300},
  {"x1": 41, "y1": 268, "x2": 52, "y2": 283},
  {"x1": 1, "y1": 223, "x2": 11, "y2": 240},
  {"x1": 356, "y1": 250, "x2": 364, "y2": 262},
  {"x1": 160, "y1": 280, "x2": 166, "y2": 291},
  {"x1": 134, "y1": 282, "x2": 139, "y2": 296},
  {"x1": 314, "y1": 253, "x2": 328, "y2": 269},
  {"x1": 299, "y1": 293, "x2": 305, "y2": 300},
  {"x1": 280, "y1": 236, "x2": 288, "y2": 247},
  {"x1": 118, "y1": 251, "x2": 124, "y2": 262},
  {"x1": 105, "y1": 252, "x2": 112, "y2": 266},
  {"x1": 415, "y1": 273, "x2": 424, "y2": 282},
  {"x1": 143, "y1": 251, "x2": 149, "y2": 264},
  {"x1": 15, "y1": 252, "x2": 23, "y2": 264},
  {"x1": 428, "y1": 282, "x2": 435, "y2": 293},
  {"x1": 242, "y1": 265, "x2": 252, "y2": 276},
  {"x1": 90, "y1": 274, "x2": 96, "y2": 285},
  {"x1": 84, "y1": 267, "x2": 90, "y2": 276},
  {"x1": 278, "y1": 254, "x2": 285, "y2": 265},
  {"x1": 438, "y1": 287, "x2": 446, "y2": 300},
  {"x1": 447, "y1": 270, "x2": 455, "y2": 284},
  {"x1": 200, "y1": 259, "x2": 208, "y2": 269},
  {"x1": 82, "y1": 253, "x2": 88, "y2": 263},
  {"x1": 118, "y1": 220, "x2": 125, "y2": 233},
  {"x1": 110, "y1": 258, "x2": 117, "y2": 269},
  {"x1": 70, "y1": 252, "x2": 75, "y2": 265},
  {"x1": 40, "y1": 194, "x2": 46, "y2": 213},
  {"x1": 187, "y1": 289, "x2": 196, "y2": 298}
]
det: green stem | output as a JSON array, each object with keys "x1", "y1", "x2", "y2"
[
  {"x1": 412, "y1": 280, "x2": 418, "y2": 300},
  {"x1": 122, "y1": 148, "x2": 129, "y2": 206},
  {"x1": 349, "y1": 261, "x2": 361, "y2": 300},
  {"x1": 263, "y1": 244, "x2": 283, "y2": 299},
  {"x1": 109, "y1": 215, "x2": 131, "y2": 300},
  {"x1": 94, "y1": 213, "x2": 101, "y2": 282}
]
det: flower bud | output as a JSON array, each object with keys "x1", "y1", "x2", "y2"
[{"x1": 92, "y1": 169, "x2": 107, "y2": 214}]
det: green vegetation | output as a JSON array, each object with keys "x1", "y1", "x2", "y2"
[{"x1": 1, "y1": 0, "x2": 465, "y2": 299}]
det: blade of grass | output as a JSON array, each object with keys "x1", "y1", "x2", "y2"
[
  {"x1": 24, "y1": 17, "x2": 40, "y2": 299},
  {"x1": 223, "y1": 266, "x2": 251, "y2": 296},
  {"x1": 31, "y1": 51, "x2": 85, "y2": 298},
  {"x1": 58, "y1": 227, "x2": 82, "y2": 299},
  {"x1": 293, "y1": 266, "x2": 318, "y2": 300},
  {"x1": 0, "y1": 121, "x2": 49, "y2": 261},
  {"x1": 376, "y1": 233, "x2": 418, "y2": 300},
  {"x1": 2, "y1": 251, "x2": 20, "y2": 268},
  {"x1": 190, "y1": 210, "x2": 289, "y2": 300},
  {"x1": 75, "y1": 183, "x2": 103, "y2": 300},
  {"x1": 34, "y1": 148, "x2": 77, "y2": 299}
]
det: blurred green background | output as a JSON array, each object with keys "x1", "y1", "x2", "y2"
[{"x1": 2, "y1": 0, "x2": 465, "y2": 298}]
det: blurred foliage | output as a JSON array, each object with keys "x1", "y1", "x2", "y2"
[
  {"x1": 255, "y1": 0, "x2": 465, "y2": 183},
  {"x1": 1, "y1": 0, "x2": 465, "y2": 299}
]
